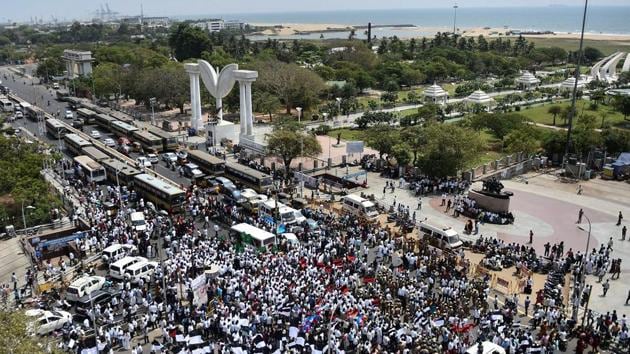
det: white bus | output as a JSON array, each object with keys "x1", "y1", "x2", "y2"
[
  {"x1": 45, "y1": 118, "x2": 68, "y2": 139},
  {"x1": 64, "y1": 133, "x2": 93, "y2": 156},
  {"x1": 230, "y1": 223, "x2": 276, "y2": 250},
  {"x1": 74, "y1": 155, "x2": 107, "y2": 183},
  {"x1": 110, "y1": 120, "x2": 138, "y2": 137},
  {"x1": 341, "y1": 194, "x2": 379, "y2": 220}
]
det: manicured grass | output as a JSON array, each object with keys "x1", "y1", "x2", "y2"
[
  {"x1": 466, "y1": 151, "x2": 505, "y2": 170},
  {"x1": 327, "y1": 128, "x2": 367, "y2": 142},
  {"x1": 518, "y1": 100, "x2": 630, "y2": 129},
  {"x1": 526, "y1": 37, "x2": 630, "y2": 56}
]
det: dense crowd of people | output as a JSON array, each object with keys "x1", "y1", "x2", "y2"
[{"x1": 5, "y1": 160, "x2": 629, "y2": 354}]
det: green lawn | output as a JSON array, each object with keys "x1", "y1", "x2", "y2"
[
  {"x1": 526, "y1": 37, "x2": 630, "y2": 56},
  {"x1": 518, "y1": 100, "x2": 630, "y2": 129},
  {"x1": 327, "y1": 128, "x2": 367, "y2": 142}
]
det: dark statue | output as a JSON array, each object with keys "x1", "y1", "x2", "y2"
[
  {"x1": 482, "y1": 177, "x2": 504, "y2": 194},
  {"x1": 336, "y1": 133, "x2": 341, "y2": 145}
]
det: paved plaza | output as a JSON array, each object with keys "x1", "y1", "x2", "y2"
[{"x1": 363, "y1": 170, "x2": 630, "y2": 316}]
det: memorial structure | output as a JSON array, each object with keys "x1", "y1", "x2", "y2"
[
  {"x1": 186, "y1": 60, "x2": 259, "y2": 149},
  {"x1": 468, "y1": 177, "x2": 514, "y2": 214},
  {"x1": 590, "y1": 51, "x2": 630, "y2": 83}
]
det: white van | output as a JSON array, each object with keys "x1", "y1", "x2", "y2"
[
  {"x1": 102, "y1": 243, "x2": 137, "y2": 263},
  {"x1": 123, "y1": 260, "x2": 158, "y2": 284},
  {"x1": 230, "y1": 223, "x2": 276, "y2": 250},
  {"x1": 341, "y1": 194, "x2": 379, "y2": 220},
  {"x1": 418, "y1": 222, "x2": 463, "y2": 250},
  {"x1": 109, "y1": 256, "x2": 147, "y2": 280},
  {"x1": 65, "y1": 275, "x2": 105, "y2": 302},
  {"x1": 129, "y1": 211, "x2": 147, "y2": 232}
]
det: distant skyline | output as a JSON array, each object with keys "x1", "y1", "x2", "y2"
[{"x1": 2, "y1": 0, "x2": 630, "y2": 23}]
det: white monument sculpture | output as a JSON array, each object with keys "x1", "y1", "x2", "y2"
[
  {"x1": 590, "y1": 51, "x2": 630, "y2": 83},
  {"x1": 185, "y1": 60, "x2": 258, "y2": 147}
]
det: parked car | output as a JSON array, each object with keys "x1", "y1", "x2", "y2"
[
  {"x1": 65, "y1": 110, "x2": 73, "y2": 119},
  {"x1": 52, "y1": 83, "x2": 60, "y2": 89},
  {"x1": 74, "y1": 289, "x2": 121, "y2": 316},
  {"x1": 89, "y1": 130, "x2": 101, "y2": 139},
  {"x1": 118, "y1": 144, "x2": 130, "y2": 155},
  {"x1": 117, "y1": 137, "x2": 131, "y2": 146},
  {"x1": 162, "y1": 152, "x2": 177, "y2": 164},
  {"x1": 14, "y1": 111, "x2": 23, "y2": 119},
  {"x1": 103, "y1": 138, "x2": 116, "y2": 147},
  {"x1": 25, "y1": 309, "x2": 72, "y2": 335},
  {"x1": 101, "y1": 243, "x2": 137, "y2": 263},
  {"x1": 147, "y1": 153, "x2": 159, "y2": 164},
  {"x1": 176, "y1": 150, "x2": 188, "y2": 163},
  {"x1": 65, "y1": 275, "x2": 106, "y2": 302},
  {"x1": 136, "y1": 156, "x2": 152, "y2": 169}
]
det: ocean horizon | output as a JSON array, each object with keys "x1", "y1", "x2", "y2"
[{"x1": 176, "y1": 6, "x2": 630, "y2": 36}]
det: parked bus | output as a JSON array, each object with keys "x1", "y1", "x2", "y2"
[
  {"x1": 101, "y1": 158, "x2": 141, "y2": 186},
  {"x1": 76, "y1": 108, "x2": 97, "y2": 124},
  {"x1": 224, "y1": 162, "x2": 273, "y2": 193},
  {"x1": 0, "y1": 98, "x2": 14, "y2": 112},
  {"x1": 132, "y1": 130, "x2": 163, "y2": 153},
  {"x1": 25, "y1": 105, "x2": 45, "y2": 121},
  {"x1": 133, "y1": 173, "x2": 185, "y2": 213},
  {"x1": 108, "y1": 111, "x2": 134, "y2": 124},
  {"x1": 94, "y1": 113, "x2": 116, "y2": 129},
  {"x1": 147, "y1": 127, "x2": 179, "y2": 151},
  {"x1": 110, "y1": 120, "x2": 138, "y2": 138},
  {"x1": 81, "y1": 146, "x2": 109, "y2": 162},
  {"x1": 45, "y1": 118, "x2": 68, "y2": 139},
  {"x1": 74, "y1": 155, "x2": 106, "y2": 183},
  {"x1": 64, "y1": 133, "x2": 93, "y2": 156},
  {"x1": 187, "y1": 149, "x2": 225, "y2": 176}
]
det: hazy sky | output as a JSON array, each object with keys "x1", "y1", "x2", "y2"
[{"x1": 3, "y1": 0, "x2": 629, "y2": 23}]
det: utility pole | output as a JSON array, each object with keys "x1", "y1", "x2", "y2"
[
  {"x1": 564, "y1": 0, "x2": 589, "y2": 166},
  {"x1": 453, "y1": 4, "x2": 459, "y2": 34}
]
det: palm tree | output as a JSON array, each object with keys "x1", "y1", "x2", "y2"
[
  {"x1": 600, "y1": 111, "x2": 609, "y2": 129},
  {"x1": 547, "y1": 105, "x2": 562, "y2": 126}
]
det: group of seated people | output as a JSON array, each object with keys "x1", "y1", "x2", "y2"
[{"x1": 457, "y1": 197, "x2": 515, "y2": 225}]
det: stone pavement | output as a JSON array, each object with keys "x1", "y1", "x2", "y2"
[{"x1": 361, "y1": 171, "x2": 630, "y2": 316}]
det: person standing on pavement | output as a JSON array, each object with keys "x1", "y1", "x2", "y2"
[
  {"x1": 626, "y1": 290, "x2": 630, "y2": 305},
  {"x1": 617, "y1": 211, "x2": 624, "y2": 226},
  {"x1": 602, "y1": 279, "x2": 610, "y2": 297},
  {"x1": 524, "y1": 296, "x2": 531, "y2": 317},
  {"x1": 529, "y1": 230, "x2": 534, "y2": 244},
  {"x1": 622, "y1": 225, "x2": 627, "y2": 241},
  {"x1": 577, "y1": 208, "x2": 584, "y2": 224}
]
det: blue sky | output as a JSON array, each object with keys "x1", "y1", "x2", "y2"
[{"x1": 3, "y1": 0, "x2": 629, "y2": 23}]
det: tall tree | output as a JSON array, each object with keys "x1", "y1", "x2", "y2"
[
  {"x1": 416, "y1": 124, "x2": 485, "y2": 177},
  {"x1": 547, "y1": 105, "x2": 562, "y2": 126},
  {"x1": 266, "y1": 127, "x2": 322, "y2": 176},
  {"x1": 168, "y1": 23, "x2": 211, "y2": 61}
]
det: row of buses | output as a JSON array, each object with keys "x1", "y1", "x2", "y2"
[{"x1": 59, "y1": 132, "x2": 185, "y2": 212}]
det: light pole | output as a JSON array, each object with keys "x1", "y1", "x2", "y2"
[
  {"x1": 21, "y1": 201, "x2": 35, "y2": 230},
  {"x1": 453, "y1": 4, "x2": 459, "y2": 34},
  {"x1": 578, "y1": 213, "x2": 592, "y2": 325},
  {"x1": 564, "y1": 0, "x2": 589, "y2": 167},
  {"x1": 335, "y1": 98, "x2": 341, "y2": 125},
  {"x1": 296, "y1": 107, "x2": 304, "y2": 197}
]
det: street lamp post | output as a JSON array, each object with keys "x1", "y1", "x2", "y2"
[
  {"x1": 453, "y1": 4, "x2": 459, "y2": 34},
  {"x1": 21, "y1": 201, "x2": 35, "y2": 230},
  {"x1": 335, "y1": 98, "x2": 341, "y2": 125},
  {"x1": 578, "y1": 213, "x2": 592, "y2": 326},
  {"x1": 150, "y1": 97, "x2": 157, "y2": 126},
  {"x1": 296, "y1": 107, "x2": 304, "y2": 197}
]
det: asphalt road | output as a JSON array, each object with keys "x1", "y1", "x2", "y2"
[{"x1": 0, "y1": 65, "x2": 190, "y2": 187}]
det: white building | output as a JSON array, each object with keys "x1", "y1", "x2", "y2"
[
  {"x1": 465, "y1": 90, "x2": 494, "y2": 110},
  {"x1": 516, "y1": 71, "x2": 541, "y2": 91},
  {"x1": 62, "y1": 50, "x2": 94, "y2": 79},
  {"x1": 192, "y1": 19, "x2": 225, "y2": 33},
  {"x1": 423, "y1": 83, "x2": 448, "y2": 105},
  {"x1": 224, "y1": 20, "x2": 246, "y2": 31},
  {"x1": 560, "y1": 77, "x2": 586, "y2": 91}
]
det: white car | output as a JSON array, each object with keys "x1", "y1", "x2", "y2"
[
  {"x1": 147, "y1": 153, "x2": 159, "y2": 164},
  {"x1": 103, "y1": 138, "x2": 116, "y2": 147},
  {"x1": 52, "y1": 83, "x2": 60, "y2": 89},
  {"x1": 14, "y1": 111, "x2": 24, "y2": 119},
  {"x1": 176, "y1": 150, "x2": 188, "y2": 161},
  {"x1": 162, "y1": 152, "x2": 178, "y2": 164},
  {"x1": 89, "y1": 130, "x2": 101, "y2": 139},
  {"x1": 65, "y1": 110, "x2": 73, "y2": 119},
  {"x1": 26, "y1": 309, "x2": 73, "y2": 335},
  {"x1": 65, "y1": 275, "x2": 106, "y2": 302},
  {"x1": 136, "y1": 156, "x2": 152, "y2": 169}
]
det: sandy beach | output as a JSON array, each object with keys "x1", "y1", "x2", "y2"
[{"x1": 250, "y1": 22, "x2": 630, "y2": 41}]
